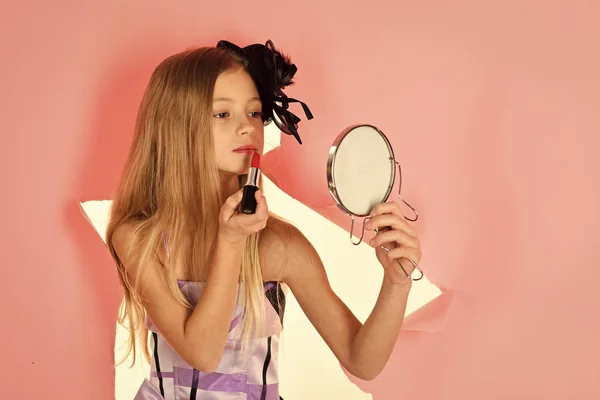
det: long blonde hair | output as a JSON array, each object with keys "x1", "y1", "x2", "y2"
[{"x1": 106, "y1": 46, "x2": 266, "y2": 366}]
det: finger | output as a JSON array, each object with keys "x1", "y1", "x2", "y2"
[
  {"x1": 370, "y1": 202, "x2": 405, "y2": 219},
  {"x1": 247, "y1": 190, "x2": 267, "y2": 217},
  {"x1": 369, "y1": 229, "x2": 419, "y2": 249},
  {"x1": 387, "y1": 246, "x2": 422, "y2": 264},
  {"x1": 235, "y1": 191, "x2": 267, "y2": 228},
  {"x1": 254, "y1": 192, "x2": 269, "y2": 224},
  {"x1": 221, "y1": 190, "x2": 244, "y2": 221},
  {"x1": 370, "y1": 203, "x2": 415, "y2": 233},
  {"x1": 365, "y1": 214, "x2": 417, "y2": 237}
]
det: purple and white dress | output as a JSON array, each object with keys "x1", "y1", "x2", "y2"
[{"x1": 134, "y1": 280, "x2": 286, "y2": 400}]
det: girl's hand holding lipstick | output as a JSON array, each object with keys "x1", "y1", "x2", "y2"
[{"x1": 217, "y1": 189, "x2": 268, "y2": 245}]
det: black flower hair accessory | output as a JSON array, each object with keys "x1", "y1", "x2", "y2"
[{"x1": 217, "y1": 39, "x2": 314, "y2": 144}]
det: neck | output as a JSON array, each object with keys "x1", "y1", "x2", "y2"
[{"x1": 220, "y1": 173, "x2": 242, "y2": 202}]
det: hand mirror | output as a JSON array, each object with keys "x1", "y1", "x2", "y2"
[{"x1": 327, "y1": 124, "x2": 423, "y2": 281}]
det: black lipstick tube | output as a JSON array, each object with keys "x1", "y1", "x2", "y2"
[{"x1": 240, "y1": 163, "x2": 260, "y2": 214}]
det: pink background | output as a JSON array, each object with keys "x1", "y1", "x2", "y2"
[{"x1": 2, "y1": 1, "x2": 599, "y2": 398}]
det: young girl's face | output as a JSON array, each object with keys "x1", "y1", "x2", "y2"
[{"x1": 211, "y1": 67, "x2": 265, "y2": 176}]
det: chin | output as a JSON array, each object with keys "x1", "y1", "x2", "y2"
[
  {"x1": 224, "y1": 161, "x2": 250, "y2": 174},
  {"x1": 218, "y1": 167, "x2": 247, "y2": 178}
]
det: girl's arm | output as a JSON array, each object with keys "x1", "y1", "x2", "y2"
[
  {"x1": 113, "y1": 189, "x2": 269, "y2": 373},
  {"x1": 113, "y1": 225, "x2": 244, "y2": 373},
  {"x1": 279, "y1": 203, "x2": 420, "y2": 381}
]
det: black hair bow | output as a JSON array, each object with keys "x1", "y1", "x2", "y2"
[{"x1": 216, "y1": 39, "x2": 314, "y2": 144}]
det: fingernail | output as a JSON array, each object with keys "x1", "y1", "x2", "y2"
[{"x1": 369, "y1": 239, "x2": 375, "y2": 245}]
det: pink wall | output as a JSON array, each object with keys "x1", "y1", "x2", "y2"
[{"x1": 2, "y1": 1, "x2": 599, "y2": 398}]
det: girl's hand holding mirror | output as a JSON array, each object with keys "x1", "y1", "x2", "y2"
[{"x1": 365, "y1": 202, "x2": 422, "y2": 285}]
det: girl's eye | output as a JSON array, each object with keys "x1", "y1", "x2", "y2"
[
  {"x1": 214, "y1": 112, "x2": 229, "y2": 119},
  {"x1": 249, "y1": 111, "x2": 262, "y2": 118}
]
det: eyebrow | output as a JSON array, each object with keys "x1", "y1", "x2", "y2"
[{"x1": 213, "y1": 97, "x2": 261, "y2": 103}]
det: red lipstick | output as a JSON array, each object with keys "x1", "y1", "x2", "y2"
[{"x1": 240, "y1": 152, "x2": 261, "y2": 214}]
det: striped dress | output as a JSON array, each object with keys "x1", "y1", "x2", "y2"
[{"x1": 134, "y1": 280, "x2": 286, "y2": 400}]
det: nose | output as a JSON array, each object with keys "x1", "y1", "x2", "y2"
[{"x1": 235, "y1": 114, "x2": 255, "y2": 136}]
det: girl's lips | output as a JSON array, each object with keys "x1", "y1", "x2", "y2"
[{"x1": 233, "y1": 145, "x2": 257, "y2": 153}]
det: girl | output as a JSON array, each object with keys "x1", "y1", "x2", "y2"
[{"x1": 106, "y1": 39, "x2": 422, "y2": 400}]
